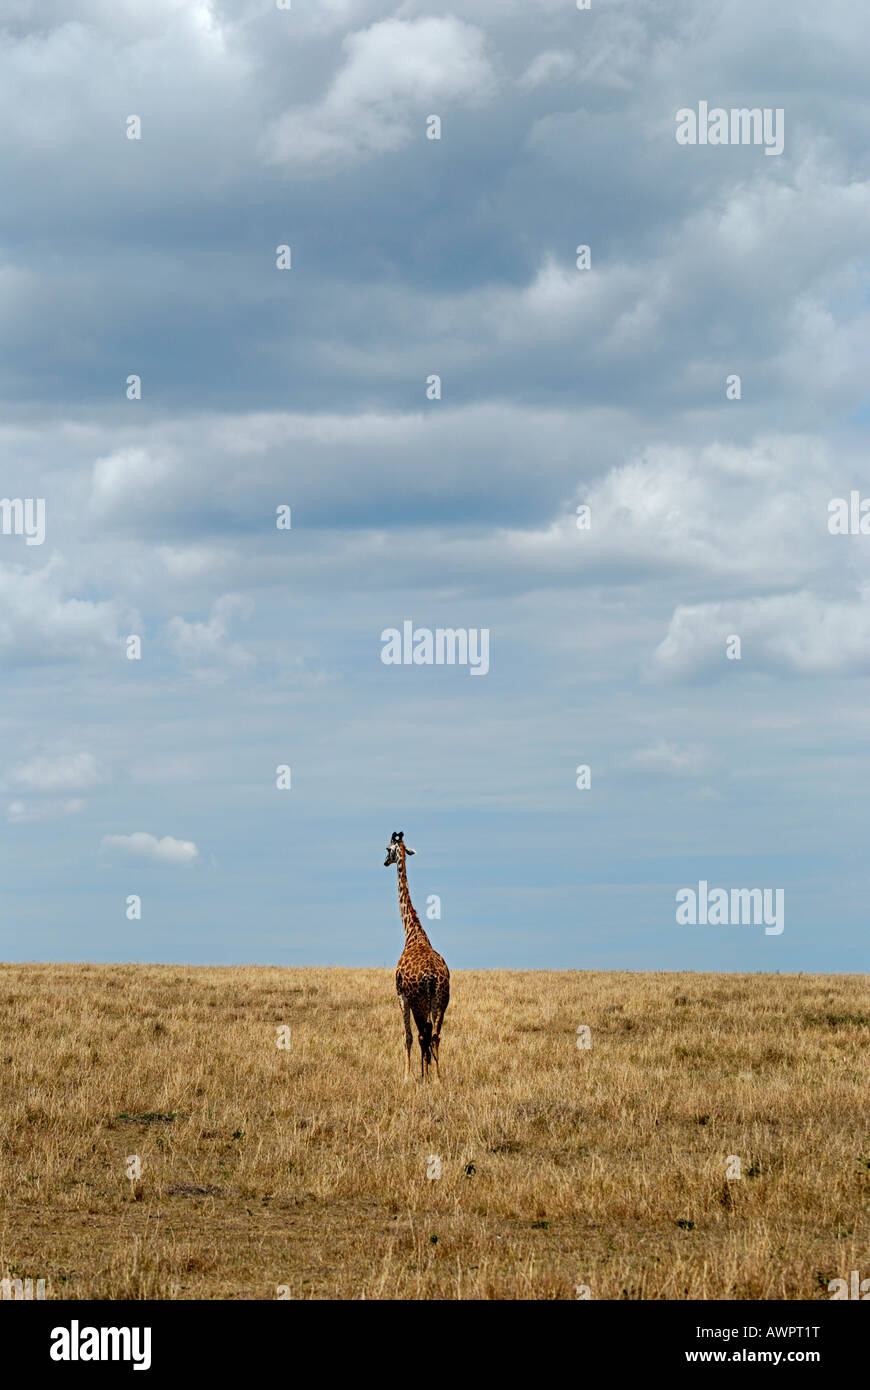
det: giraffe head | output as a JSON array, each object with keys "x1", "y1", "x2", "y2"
[{"x1": 384, "y1": 830, "x2": 415, "y2": 866}]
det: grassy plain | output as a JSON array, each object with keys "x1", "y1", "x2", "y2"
[{"x1": 0, "y1": 963, "x2": 867, "y2": 1299}]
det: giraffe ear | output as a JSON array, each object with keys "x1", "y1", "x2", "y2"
[{"x1": 405, "y1": 846, "x2": 416, "y2": 855}]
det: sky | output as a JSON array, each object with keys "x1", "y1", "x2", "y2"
[{"x1": 0, "y1": 0, "x2": 868, "y2": 972}]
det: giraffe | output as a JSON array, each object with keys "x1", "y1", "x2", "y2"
[{"x1": 384, "y1": 831, "x2": 450, "y2": 1082}]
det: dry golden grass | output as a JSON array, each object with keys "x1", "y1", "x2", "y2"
[{"x1": 0, "y1": 963, "x2": 867, "y2": 1299}]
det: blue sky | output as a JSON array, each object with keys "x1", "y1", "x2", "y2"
[{"x1": 0, "y1": 0, "x2": 868, "y2": 972}]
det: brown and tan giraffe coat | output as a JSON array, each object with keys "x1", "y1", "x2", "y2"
[{"x1": 385, "y1": 831, "x2": 450, "y2": 1082}]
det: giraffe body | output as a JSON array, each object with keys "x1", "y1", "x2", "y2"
[{"x1": 385, "y1": 832, "x2": 449, "y2": 1082}]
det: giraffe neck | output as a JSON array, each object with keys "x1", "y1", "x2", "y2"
[{"x1": 397, "y1": 848, "x2": 430, "y2": 945}]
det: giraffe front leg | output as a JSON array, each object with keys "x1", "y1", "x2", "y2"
[{"x1": 399, "y1": 996, "x2": 412, "y2": 1082}]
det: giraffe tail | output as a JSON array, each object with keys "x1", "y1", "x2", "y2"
[{"x1": 420, "y1": 976, "x2": 436, "y2": 1061}]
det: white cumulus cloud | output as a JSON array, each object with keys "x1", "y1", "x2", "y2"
[
  {"x1": 261, "y1": 16, "x2": 495, "y2": 170},
  {"x1": 519, "y1": 50, "x2": 576, "y2": 90},
  {"x1": 166, "y1": 593, "x2": 254, "y2": 679},
  {"x1": 9, "y1": 751, "x2": 106, "y2": 792},
  {"x1": 100, "y1": 832, "x2": 199, "y2": 864},
  {"x1": 650, "y1": 590, "x2": 870, "y2": 680}
]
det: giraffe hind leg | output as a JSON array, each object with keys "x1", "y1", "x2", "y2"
[
  {"x1": 430, "y1": 1000, "x2": 447, "y2": 1080},
  {"x1": 413, "y1": 1006, "x2": 431, "y2": 1082},
  {"x1": 398, "y1": 995, "x2": 412, "y2": 1083}
]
